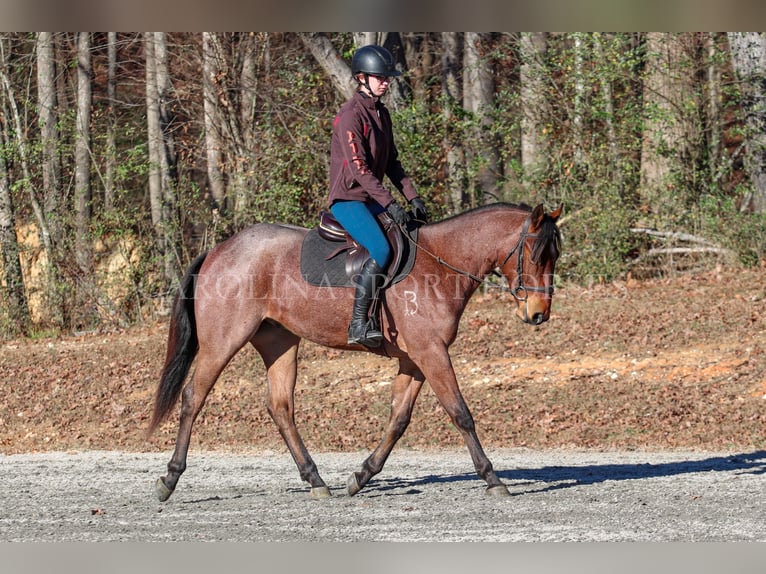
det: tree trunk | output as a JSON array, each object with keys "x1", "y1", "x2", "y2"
[
  {"x1": 104, "y1": 32, "x2": 117, "y2": 211},
  {"x1": 145, "y1": 34, "x2": 162, "y2": 233},
  {"x1": 571, "y1": 33, "x2": 586, "y2": 171},
  {"x1": 520, "y1": 32, "x2": 548, "y2": 182},
  {"x1": 154, "y1": 33, "x2": 178, "y2": 192},
  {"x1": 202, "y1": 32, "x2": 226, "y2": 212},
  {"x1": 381, "y1": 33, "x2": 409, "y2": 110},
  {"x1": 233, "y1": 33, "x2": 260, "y2": 222},
  {"x1": 728, "y1": 32, "x2": 766, "y2": 213},
  {"x1": 74, "y1": 31, "x2": 92, "y2": 273},
  {"x1": 144, "y1": 32, "x2": 171, "y2": 289},
  {"x1": 152, "y1": 32, "x2": 179, "y2": 285},
  {"x1": 36, "y1": 32, "x2": 63, "y2": 246},
  {"x1": 0, "y1": 37, "x2": 47, "y2": 252},
  {"x1": 639, "y1": 33, "x2": 699, "y2": 226},
  {"x1": 300, "y1": 33, "x2": 355, "y2": 100},
  {"x1": 441, "y1": 32, "x2": 466, "y2": 211},
  {"x1": 463, "y1": 32, "x2": 498, "y2": 204},
  {"x1": 34, "y1": 32, "x2": 66, "y2": 326},
  {"x1": 239, "y1": 32, "x2": 258, "y2": 178},
  {"x1": 0, "y1": 69, "x2": 29, "y2": 332},
  {"x1": 353, "y1": 32, "x2": 379, "y2": 48}
]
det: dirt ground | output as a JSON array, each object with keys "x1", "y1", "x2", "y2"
[{"x1": 1, "y1": 266, "x2": 765, "y2": 455}]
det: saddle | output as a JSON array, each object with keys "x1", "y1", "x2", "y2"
[{"x1": 300, "y1": 211, "x2": 418, "y2": 288}]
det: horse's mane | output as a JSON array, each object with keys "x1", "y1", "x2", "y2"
[
  {"x1": 430, "y1": 202, "x2": 561, "y2": 264},
  {"x1": 433, "y1": 202, "x2": 533, "y2": 225}
]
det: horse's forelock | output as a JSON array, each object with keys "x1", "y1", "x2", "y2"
[{"x1": 531, "y1": 216, "x2": 561, "y2": 265}]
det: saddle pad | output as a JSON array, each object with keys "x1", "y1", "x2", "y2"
[{"x1": 300, "y1": 227, "x2": 418, "y2": 288}]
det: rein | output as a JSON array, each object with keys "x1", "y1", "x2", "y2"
[{"x1": 399, "y1": 216, "x2": 553, "y2": 302}]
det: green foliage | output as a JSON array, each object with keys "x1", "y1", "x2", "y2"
[
  {"x1": 697, "y1": 190, "x2": 766, "y2": 267},
  {"x1": 559, "y1": 188, "x2": 639, "y2": 283},
  {"x1": 391, "y1": 100, "x2": 450, "y2": 217},
  {"x1": 2, "y1": 32, "x2": 766, "y2": 336}
]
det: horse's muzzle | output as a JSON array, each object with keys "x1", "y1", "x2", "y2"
[{"x1": 515, "y1": 298, "x2": 550, "y2": 325}]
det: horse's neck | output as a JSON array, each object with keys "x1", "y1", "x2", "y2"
[{"x1": 422, "y1": 218, "x2": 500, "y2": 278}]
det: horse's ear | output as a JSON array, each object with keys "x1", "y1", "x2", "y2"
[
  {"x1": 531, "y1": 204, "x2": 545, "y2": 227},
  {"x1": 549, "y1": 203, "x2": 563, "y2": 222}
]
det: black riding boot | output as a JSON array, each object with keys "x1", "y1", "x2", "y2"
[{"x1": 347, "y1": 258, "x2": 385, "y2": 347}]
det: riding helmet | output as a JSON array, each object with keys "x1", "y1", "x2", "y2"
[{"x1": 351, "y1": 45, "x2": 401, "y2": 77}]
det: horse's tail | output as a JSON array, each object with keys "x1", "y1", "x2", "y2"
[{"x1": 148, "y1": 252, "x2": 207, "y2": 435}]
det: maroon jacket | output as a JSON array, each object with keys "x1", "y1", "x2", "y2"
[{"x1": 328, "y1": 91, "x2": 418, "y2": 208}]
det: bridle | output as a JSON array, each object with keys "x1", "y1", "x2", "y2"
[
  {"x1": 399, "y1": 214, "x2": 555, "y2": 303},
  {"x1": 497, "y1": 216, "x2": 555, "y2": 302}
]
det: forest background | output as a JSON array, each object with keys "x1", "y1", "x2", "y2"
[{"x1": 0, "y1": 31, "x2": 765, "y2": 336}]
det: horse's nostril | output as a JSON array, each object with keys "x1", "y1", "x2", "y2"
[{"x1": 532, "y1": 313, "x2": 545, "y2": 325}]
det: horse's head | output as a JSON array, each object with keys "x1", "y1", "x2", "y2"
[{"x1": 501, "y1": 203, "x2": 562, "y2": 326}]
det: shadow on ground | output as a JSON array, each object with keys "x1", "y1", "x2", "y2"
[{"x1": 356, "y1": 451, "x2": 766, "y2": 497}]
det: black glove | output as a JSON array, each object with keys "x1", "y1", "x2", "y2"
[
  {"x1": 387, "y1": 202, "x2": 410, "y2": 226},
  {"x1": 410, "y1": 197, "x2": 429, "y2": 222}
]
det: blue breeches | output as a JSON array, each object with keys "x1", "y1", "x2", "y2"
[{"x1": 330, "y1": 200, "x2": 392, "y2": 269}]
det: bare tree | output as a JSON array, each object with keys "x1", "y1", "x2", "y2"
[
  {"x1": 145, "y1": 32, "x2": 179, "y2": 287},
  {"x1": 1, "y1": 39, "x2": 45, "y2": 251},
  {"x1": 154, "y1": 33, "x2": 178, "y2": 201},
  {"x1": 519, "y1": 32, "x2": 548, "y2": 182},
  {"x1": 639, "y1": 33, "x2": 699, "y2": 226},
  {"x1": 571, "y1": 32, "x2": 587, "y2": 171},
  {"x1": 200, "y1": 32, "x2": 261, "y2": 222},
  {"x1": 353, "y1": 32, "x2": 379, "y2": 47},
  {"x1": 238, "y1": 33, "x2": 258, "y2": 212},
  {"x1": 440, "y1": 32, "x2": 466, "y2": 211},
  {"x1": 74, "y1": 31, "x2": 92, "y2": 273},
  {"x1": 202, "y1": 32, "x2": 226, "y2": 211},
  {"x1": 36, "y1": 32, "x2": 63, "y2": 246},
  {"x1": 0, "y1": 39, "x2": 28, "y2": 331},
  {"x1": 464, "y1": 32, "x2": 498, "y2": 203},
  {"x1": 728, "y1": 32, "x2": 766, "y2": 213},
  {"x1": 300, "y1": 33, "x2": 355, "y2": 100},
  {"x1": 0, "y1": 128, "x2": 28, "y2": 332},
  {"x1": 145, "y1": 33, "x2": 163, "y2": 250},
  {"x1": 104, "y1": 32, "x2": 117, "y2": 211}
]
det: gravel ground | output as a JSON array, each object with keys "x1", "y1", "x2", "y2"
[{"x1": 2, "y1": 448, "x2": 765, "y2": 542}]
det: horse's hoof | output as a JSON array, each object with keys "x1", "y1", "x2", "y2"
[
  {"x1": 486, "y1": 484, "x2": 511, "y2": 497},
  {"x1": 155, "y1": 477, "x2": 174, "y2": 502},
  {"x1": 310, "y1": 486, "x2": 331, "y2": 499},
  {"x1": 347, "y1": 472, "x2": 362, "y2": 497}
]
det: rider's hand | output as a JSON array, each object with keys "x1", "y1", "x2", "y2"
[
  {"x1": 387, "y1": 202, "x2": 410, "y2": 226},
  {"x1": 410, "y1": 197, "x2": 428, "y2": 223}
]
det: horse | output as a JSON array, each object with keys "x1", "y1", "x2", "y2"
[{"x1": 148, "y1": 202, "x2": 562, "y2": 500}]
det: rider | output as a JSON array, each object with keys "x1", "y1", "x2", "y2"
[{"x1": 328, "y1": 44, "x2": 428, "y2": 348}]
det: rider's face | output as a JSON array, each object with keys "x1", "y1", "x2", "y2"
[{"x1": 359, "y1": 74, "x2": 391, "y2": 97}]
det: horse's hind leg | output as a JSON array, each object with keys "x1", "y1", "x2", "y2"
[
  {"x1": 156, "y1": 347, "x2": 232, "y2": 501},
  {"x1": 348, "y1": 358, "x2": 425, "y2": 496},
  {"x1": 253, "y1": 323, "x2": 330, "y2": 499}
]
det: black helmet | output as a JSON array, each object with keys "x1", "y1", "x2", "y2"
[{"x1": 351, "y1": 45, "x2": 401, "y2": 77}]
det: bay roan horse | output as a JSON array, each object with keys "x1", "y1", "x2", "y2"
[{"x1": 149, "y1": 202, "x2": 562, "y2": 500}]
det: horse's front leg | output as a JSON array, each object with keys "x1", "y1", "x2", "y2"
[
  {"x1": 348, "y1": 358, "x2": 425, "y2": 496},
  {"x1": 254, "y1": 326, "x2": 330, "y2": 499},
  {"x1": 413, "y1": 344, "x2": 510, "y2": 497}
]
